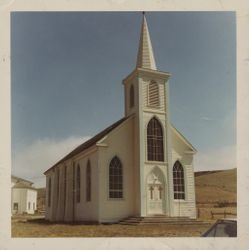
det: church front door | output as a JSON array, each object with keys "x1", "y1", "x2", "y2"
[
  {"x1": 147, "y1": 184, "x2": 164, "y2": 214},
  {"x1": 146, "y1": 167, "x2": 165, "y2": 215}
]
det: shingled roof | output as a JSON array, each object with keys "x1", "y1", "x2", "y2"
[
  {"x1": 11, "y1": 175, "x2": 33, "y2": 185},
  {"x1": 44, "y1": 116, "x2": 129, "y2": 174}
]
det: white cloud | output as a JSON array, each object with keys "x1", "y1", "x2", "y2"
[
  {"x1": 12, "y1": 136, "x2": 91, "y2": 188},
  {"x1": 200, "y1": 116, "x2": 213, "y2": 121},
  {"x1": 194, "y1": 145, "x2": 236, "y2": 171}
]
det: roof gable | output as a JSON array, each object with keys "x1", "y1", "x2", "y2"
[{"x1": 171, "y1": 125, "x2": 197, "y2": 153}]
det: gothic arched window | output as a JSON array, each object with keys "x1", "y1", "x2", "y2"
[
  {"x1": 57, "y1": 169, "x2": 60, "y2": 197},
  {"x1": 109, "y1": 156, "x2": 123, "y2": 199},
  {"x1": 173, "y1": 161, "x2": 185, "y2": 200},
  {"x1": 48, "y1": 177, "x2": 51, "y2": 207},
  {"x1": 147, "y1": 117, "x2": 164, "y2": 161},
  {"x1": 76, "y1": 164, "x2": 81, "y2": 203},
  {"x1": 64, "y1": 166, "x2": 67, "y2": 211},
  {"x1": 86, "y1": 160, "x2": 91, "y2": 202},
  {"x1": 130, "y1": 84, "x2": 134, "y2": 108},
  {"x1": 148, "y1": 81, "x2": 159, "y2": 107}
]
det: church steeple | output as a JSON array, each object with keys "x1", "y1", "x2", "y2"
[{"x1": 136, "y1": 13, "x2": 157, "y2": 70}]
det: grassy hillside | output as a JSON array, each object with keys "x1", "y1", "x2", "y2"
[{"x1": 194, "y1": 168, "x2": 237, "y2": 204}]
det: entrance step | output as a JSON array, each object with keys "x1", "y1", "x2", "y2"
[{"x1": 119, "y1": 215, "x2": 207, "y2": 225}]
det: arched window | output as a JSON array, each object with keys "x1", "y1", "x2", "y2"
[
  {"x1": 173, "y1": 161, "x2": 185, "y2": 200},
  {"x1": 57, "y1": 169, "x2": 60, "y2": 197},
  {"x1": 148, "y1": 81, "x2": 159, "y2": 107},
  {"x1": 76, "y1": 164, "x2": 81, "y2": 203},
  {"x1": 48, "y1": 177, "x2": 51, "y2": 207},
  {"x1": 64, "y1": 166, "x2": 67, "y2": 215},
  {"x1": 147, "y1": 117, "x2": 164, "y2": 161},
  {"x1": 109, "y1": 156, "x2": 123, "y2": 199},
  {"x1": 86, "y1": 160, "x2": 91, "y2": 202},
  {"x1": 130, "y1": 84, "x2": 134, "y2": 108}
]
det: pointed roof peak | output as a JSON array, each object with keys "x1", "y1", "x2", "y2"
[{"x1": 136, "y1": 13, "x2": 157, "y2": 70}]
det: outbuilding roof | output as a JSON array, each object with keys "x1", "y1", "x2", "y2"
[
  {"x1": 11, "y1": 175, "x2": 33, "y2": 185},
  {"x1": 12, "y1": 182, "x2": 37, "y2": 191}
]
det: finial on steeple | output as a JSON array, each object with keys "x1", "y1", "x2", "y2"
[{"x1": 136, "y1": 13, "x2": 157, "y2": 70}]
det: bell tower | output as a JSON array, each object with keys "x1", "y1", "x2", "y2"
[{"x1": 123, "y1": 13, "x2": 173, "y2": 217}]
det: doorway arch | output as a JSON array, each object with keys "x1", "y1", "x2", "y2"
[{"x1": 146, "y1": 167, "x2": 166, "y2": 215}]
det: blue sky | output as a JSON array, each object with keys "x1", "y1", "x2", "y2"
[{"x1": 11, "y1": 12, "x2": 236, "y2": 187}]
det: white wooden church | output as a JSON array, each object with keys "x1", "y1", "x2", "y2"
[{"x1": 44, "y1": 14, "x2": 197, "y2": 223}]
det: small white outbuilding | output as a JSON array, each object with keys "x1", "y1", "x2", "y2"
[
  {"x1": 44, "y1": 14, "x2": 197, "y2": 223},
  {"x1": 11, "y1": 175, "x2": 37, "y2": 215}
]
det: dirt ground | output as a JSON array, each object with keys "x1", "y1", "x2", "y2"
[
  {"x1": 12, "y1": 202, "x2": 236, "y2": 238},
  {"x1": 12, "y1": 217, "x2": 212, "y2": 237}
]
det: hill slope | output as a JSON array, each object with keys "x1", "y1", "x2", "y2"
[{"x1": 194, "y1": 168, "x2": 237, "y2": 204}]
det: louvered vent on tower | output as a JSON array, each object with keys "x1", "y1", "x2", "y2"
[{"x1": 148, "y1": 81, "x2": 159, "y2": 107}]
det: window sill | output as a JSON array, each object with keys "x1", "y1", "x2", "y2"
[
  {"x1": 174, "y1": 199, "x2": 187, "y2": 203},
  {"x1": 144, "y1": 107, "x2": 164, "y2": 112},
  {"x1": 145, "y1": 161, "x2": 167, "y2": 165},
  {"x1": 108, "y1": 198, "x2": 125, "y2": 201}
]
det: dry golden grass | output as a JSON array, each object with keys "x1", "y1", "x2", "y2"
[
  {"x1": 197, "y1": 207, "x2": 237, "y2": 220},
  {"x1": 195, "y1": 168, "x2": 237, "y2": 220},
  {"x1": 12, "y1": 219, "x2": 212, "y2": 237},
  {"x1": 195, "y1": 168, "x2": 237, "y2": 204},
  {"x1": 12, "y1": 169, "x2": 236, "y2": 237}
]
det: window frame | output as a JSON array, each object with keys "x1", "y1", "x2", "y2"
[
  {"x1": 48, "y1": 177, "x2": 51, "y2": 207},
  {"x1": 57, "y1": 169, "x2": 60, "y2": 198},
  {"x1": 76, "y1": 164, "x2": 81, "y2": 203},
  {"x1": 109, "y1": 156, "x2": 123, "y2": 199},
  {"x1": 173, "y1": 161, "x2": 185, "y2": 200},
  {"x1": 129, "y1": 84, "x2": 135, "y2": 108},
  {"x1": 147, "y1": 117, "x2": 164, "y2": 162},
  {"x1": 63, "y1": 165, "x2": 67, "y2": 216},
  {"x1": 86, "y1": 160, "x2": 91, "y2": 202}
]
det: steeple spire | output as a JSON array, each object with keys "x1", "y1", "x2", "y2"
[{"x1": 136, "y1": 13, "x2": 157, "y2": 70}]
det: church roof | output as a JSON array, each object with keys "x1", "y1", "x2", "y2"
[
  {"x1": 44, "y1": 115, "x2": 196, "y2": 175},
  {"x1": 44, "y1": 116, "x2": 129, "y2": 174},
  {"x1": 136, "y1": 14, "x2": 157, "y2": 70}
]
